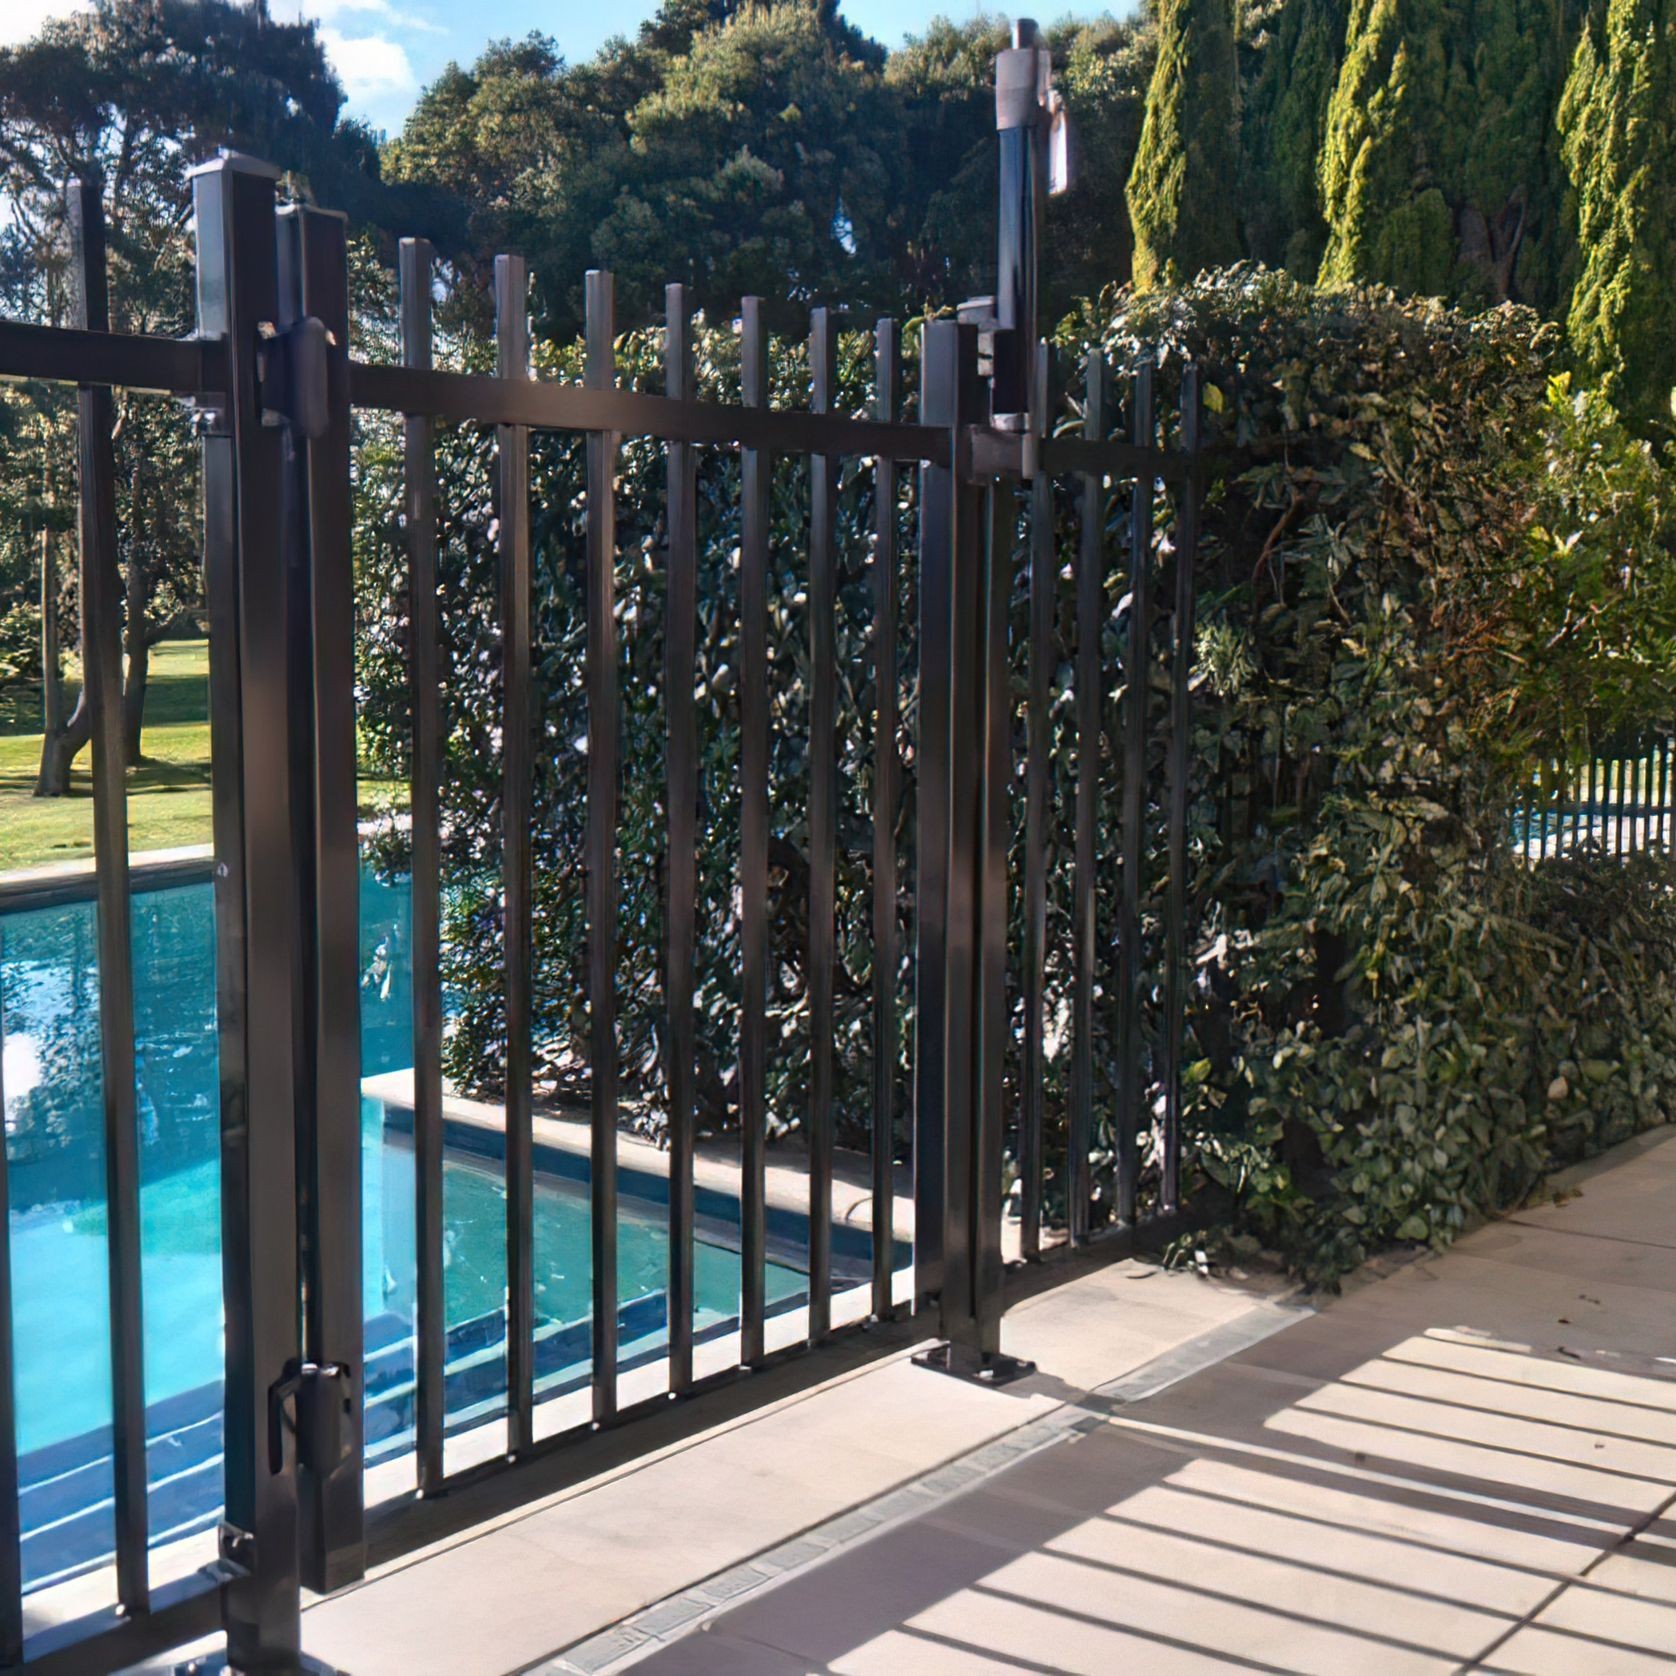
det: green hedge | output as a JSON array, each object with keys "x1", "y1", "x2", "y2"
[{"x1": 351, "y1": 264, "x2": 1676, "y2": 1283}]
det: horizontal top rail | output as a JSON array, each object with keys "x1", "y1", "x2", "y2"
[
  {"x1": 2, "y1": 314, "x2": 1227, "y2": 481},
  {"x1": 350, "y1": 361, "x2": 949, "y2": 461},
  {"x1": 0, "y1": 317, "x2": 227, "y2": 399}
]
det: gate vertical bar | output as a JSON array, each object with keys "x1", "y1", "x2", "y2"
[
  {"x1": 664, "y1": 284, "x2": 698, "y2": 1393},
  {"x1": 401, "y1": 237, "x2": 447, "y2": 1493},
  {"x1": 1069, "y1": 351, "x2": 1105, "y2": 1244},
  {"x1": 586, "y1": 270, "x2": 621, "y2": 1420},
  {"x1": 1160, "y1": 367, "x2": 1202, "y2": 1216},
  {"x1": 1019, "y1": 342, "x2": 1052, "y2": 1261},
  {"x1": 279, "y1": 201, "x2": 365, "y2": 1592},
  {"x1": 0, "y1": 964, "x2": 23, "y2": 1664},
  {"x1": 1116, "y1": 358, "x2": 1155, "y2": 1226},
  {"x1": 870, "y1": 319, "x2": 901, "y2": 1319},
  {"x1": 192, "y1": 151, "x2": 304, "y2": 1667},
  {"x1": 807, "y1": 307, "x2": 837, "y2": 1341},
  {"x1": 69, "y1": 179, "x2": 149, "y2": 1616},
  {"x1": 495, "y1": 254, "x2": 535, "y2": 1453},
  {"x1": 739, "y1": 298, "x2": 770, "y2": 1364}
]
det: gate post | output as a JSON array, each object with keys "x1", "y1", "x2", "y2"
[
  {"x1": 276, "y1": 202, "x2": 366, "y2": 1597},
  {"x1": 913, "y1": 321, "x2": 1034, "y2": 1384},
  {"x1": 192, "y1": 152, "x2": 306, "y2": 1670}
]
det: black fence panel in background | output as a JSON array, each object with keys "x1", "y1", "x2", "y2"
[{"x1": 1516, "y1": 734, "x2": 1676, "y2": 860}]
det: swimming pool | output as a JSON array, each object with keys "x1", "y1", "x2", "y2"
[{"x1": 0, "y1": 862, "x2": 809, "y2": 1590}]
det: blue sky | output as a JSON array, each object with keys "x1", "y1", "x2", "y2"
[{"x1": 1, "y1": 2, "x2": 1050, "y2": 138}]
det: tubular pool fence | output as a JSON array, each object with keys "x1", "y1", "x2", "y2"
[{"x1": 0, "y1": 123, "x2": 1221, "y2": 1676}]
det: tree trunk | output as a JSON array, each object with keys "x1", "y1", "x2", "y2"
[
  {"x1": 34, "y1": 527, "x2": 92, "y2": 798},
  {"x1": 122, "y1": 527, "x2": 149, "y2": 765}
]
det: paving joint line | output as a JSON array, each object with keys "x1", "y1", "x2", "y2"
[{"x1": 534, "y1": 1295, "x2": 1311, "y2": 1675}]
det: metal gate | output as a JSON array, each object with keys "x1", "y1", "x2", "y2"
[{"x1": 0, "y1": 23, "x2": 1213, "y2": 1672}]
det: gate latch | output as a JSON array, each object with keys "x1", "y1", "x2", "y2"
[
  {"x1": 268, "y1": 1358, "x2": 354, "y2": 1476},
  {"x1": 256, "y1": 315, "x2": 333, "y2": 440}
]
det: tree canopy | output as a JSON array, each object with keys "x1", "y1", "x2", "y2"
[
  {"x1": 1126, "y1": 0, "x2": 1241, "y2": 291},
  {"x1": 1560, "y1": 0, "x2": 1676, "y2": 429}
]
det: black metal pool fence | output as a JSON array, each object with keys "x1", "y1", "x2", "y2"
[{"x1": 0, "y1": 22, "x2": 1225, "y2": 1674}]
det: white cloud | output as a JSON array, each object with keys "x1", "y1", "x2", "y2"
[
  {"x1": 318, "y1": 27, "x2": 416, "y2": 102},
  {"x1": 0, "y1": 1, "x2": 90, "y2": 48},
  {"x1": 273, "y1": 0, "x2": 444, "y2": 36}
]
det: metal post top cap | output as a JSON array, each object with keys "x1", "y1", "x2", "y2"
[
  {"x1": 186, "y1": 150, "x2": 282, "y2": 183},
  {"x1": 1012, "y1": 17, "x2": 1040, "y2": 47}
]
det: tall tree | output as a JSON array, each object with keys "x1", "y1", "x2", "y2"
[
  {"x1": 1560, "y1": 0, "x2": 1676, "y2": 428},
  {"x1": 1240, "y1": 0, "x2": 1350, "y2": 276},
  {"x1": 1317, "y1": 0, "x2": 1573, "y2": 309},
  {"x1": 1126, "y1": 0, "x2": 1241, "y2": 291},
  {"x1": 0, "y1": 0, "x2": 420, "y2": 789}
]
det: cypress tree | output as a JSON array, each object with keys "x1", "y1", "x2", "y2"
[
  {"x1": 1318, "y1": 0, "x2": 1571, "y2": 308},
  {"x1": 1126, "y1": 0, "x2": 1241, "y2": 291},
  {"x1": 1241, "y1": 0, "x2": 1351, "y2": 277},
  {"x1": 1560, "y1": 0, "x2": 1676, "y2": 427}
]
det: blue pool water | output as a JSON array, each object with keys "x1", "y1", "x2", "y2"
[{"x1": 0, "y1": 862, "x2": 807, "y2": 1590}]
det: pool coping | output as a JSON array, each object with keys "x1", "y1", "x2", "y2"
[{"x1": 361, "y1": 1068, "x2": 917, "y2": 1247}]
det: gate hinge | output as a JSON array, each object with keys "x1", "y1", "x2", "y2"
[
  {"x1": 268, "y1": 1358, "x2": 355, "y2": 1476},
  {"x1": 256, "y1": 316, "x2": 333, "y2": 440}
]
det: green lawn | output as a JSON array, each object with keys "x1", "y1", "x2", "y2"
[{"x1": 0, "y1": 639, "x2": 403, "y2": 873}]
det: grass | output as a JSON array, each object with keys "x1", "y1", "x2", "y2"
[{"x1": 0, "y1": 639, "x2": 404, "y2": 874}]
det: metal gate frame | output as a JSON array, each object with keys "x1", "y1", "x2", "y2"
[{"x1": 0, "y1": 22, "x2": 1215, "y2": 1671}]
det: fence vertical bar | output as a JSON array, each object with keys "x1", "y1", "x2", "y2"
[
  {"x1": 1631, "y1": 751, "x2": 1642, "y2": 852},
  {"x1": 191, "y1": 151, "x2": 304, "y2": 1667},
  {"x1": 1019, "y1": 341, "x2": 1052, "y2": 1261},
  {"x1": 1614, "y1": 753, "x2": 1625, "y2": 856},
  {"x1": 400, "y1": 237, "x2": 447, "y2": 1492},
  {"x1": 913, "y1": 323, "x2": 964, "y2": 1303},
  {"x1": 739, "y1": 298, "x2": 770, "y2": 1363},
  {"x1": 1161, "y1": 366, "x2": 1202, "y2": 1216},
  {"x1": 807, "y1": 308, "x2": 838, "y2": 1340},
  {"x1": 279, "y1": 200, "x2": 365, "y2": 1591},
  {"x1": 495, "y1": 253, "x2": 535, "y2": 1453},
  {"x1": 67, "y1": 179, "x2": 148, "y2": 1617},
  {"x1": 664, "y1": 284, "x2": 698, "y2": 1393},
  {"x1": 1655, "y1": 740, "x2": 1669, "y2": 851},
  {"x1": 586, "y1": 270, "x2": 621, "y2": 1420},
  {"x1": 971, "y1": 481, "x2": 1011, "y2": 1355},
  {"x1": 926, "y1": 321, "x2": 984, "y2": 1348},
  {"x1": 0, "y1": 984, "x2": 16, "y2": 1668},
  {"x1": 870, "y1": 318, "x2": 901, "y2": 1318},
  {"x1": 1069, "y1": 351, "x2": 1105, "y2": 1244},
  {"x1": 1116, "y1": 358, "x2": 1156, "y2": 1227}
]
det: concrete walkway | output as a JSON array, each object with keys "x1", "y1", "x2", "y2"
[{"x1": 604, "y1": 1128, "x2": 1676, "y2": 1675}]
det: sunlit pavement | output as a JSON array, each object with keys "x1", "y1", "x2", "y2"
[{"x1": 614, "y1": 1129, "x2": 1676, "y2": 1675}]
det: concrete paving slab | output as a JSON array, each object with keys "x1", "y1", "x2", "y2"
[
  {"x1": 624, "y1": 1124, "x2": 1676, "y2": 1676},
  {"x1": 295, "y1": 1258, "x2": 1286, "y2": 1675}
]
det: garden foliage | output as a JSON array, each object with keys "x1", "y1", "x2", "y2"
[{"x1": 349, "y1": 266, "x2": 1676, "y2": 1284}]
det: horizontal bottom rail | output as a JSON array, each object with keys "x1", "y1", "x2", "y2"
[
  {"x1": 362, "y1": 1198, "x2": 1200, "y2": 1574},
  {"x1": 20, "y1": 1570, "x2": 222, "y2": 1676}
]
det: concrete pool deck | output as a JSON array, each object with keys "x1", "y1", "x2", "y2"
[
  {"x1": 611, "y1": 1127, "x2": 1676, "y2": 1676},
  {"x1": 218, "y1": 1123, "x2": 1676, "y2": 1676},
  {"x1": 282, "y1": 1243, "x2": 1301, "y2": 1675}
]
